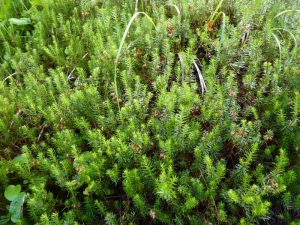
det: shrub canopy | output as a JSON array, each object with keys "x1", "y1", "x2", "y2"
[{"x1": 0, "y1": 0, "x2": 300, "y2": 224}]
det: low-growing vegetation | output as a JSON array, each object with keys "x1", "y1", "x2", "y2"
[{"x1": 0, "y1": 0, "x2": 300, "y2": 224}]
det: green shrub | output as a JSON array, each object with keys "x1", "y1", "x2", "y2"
[{"x1": 0, "y1": 0, "x2": 299, "y2": 224}]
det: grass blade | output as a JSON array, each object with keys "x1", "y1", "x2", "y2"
[
  {"x1": 3, "y1": 72, "x2": 18, "y2": 83},
  {"x1": 208, "y1": 0, "x2": 224, "y2": 22},
  {"x1": 271, "y1": 32, "x2": 282, "y2": 68},
  {"x1": 114, "y1": 12, "x2": 156, "y2": 111},
  {"x1": 166, "y1": 4, "x2": 181, "y2": 17},
  {"x1": 135, "y1": 0, "x2": 138, "y2": 12},
  {"x1": 272, "y1": 28, "x2": 297, "y2": 49},
  {"x1": 166, "y1": 4, "x2": 181, "y2": 41},
  {"x1": 273, "y1": 9, "x2": 300, "y2": 19},
  {"x1": 193, "y1": 60, "x2": 206, "y2": 94}
]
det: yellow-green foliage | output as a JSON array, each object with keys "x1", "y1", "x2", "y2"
[{"x1": 0, "y1": 0, "x2": 300, "y2": 224}]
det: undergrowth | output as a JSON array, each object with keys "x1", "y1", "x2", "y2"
[{"x1": 0, "y1": 0, "x2": 300, "y2": 224}]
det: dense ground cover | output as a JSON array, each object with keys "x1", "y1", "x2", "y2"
[{"x1": 0, "y1": 0, "x2": 300, "y2": 224}]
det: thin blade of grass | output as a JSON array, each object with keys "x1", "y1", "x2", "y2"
[
  {"x1": 114, "y1": 12, "x2": 156, "y2": 111},
  {"x1": 271, "y1": 32, "x2": 282, "y2": 68},
  {"x1": 166, "y1": 4, "x2": 181, "y2": 16},
  {"x1": 193, "y1": 60, "x2": 206, "y2": 94},
  {"x1": 135, "y1": 0, "x2": 138, "y2": 13},
  {"x1": 272, "y1": 28, "x2": 297, "y2": 49},
  {"x1": 166, "y1": 4, "x2": 181, "y2": 41},
  {"x1": 208, "y1": 0, "x2": 224, "y2": 22},
  {"x1": 273, "y1": 9, "x2": 300, "y2": 19},
  {"x1": 3, "y1": 72, "x2": 18, "y2": 83}
]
